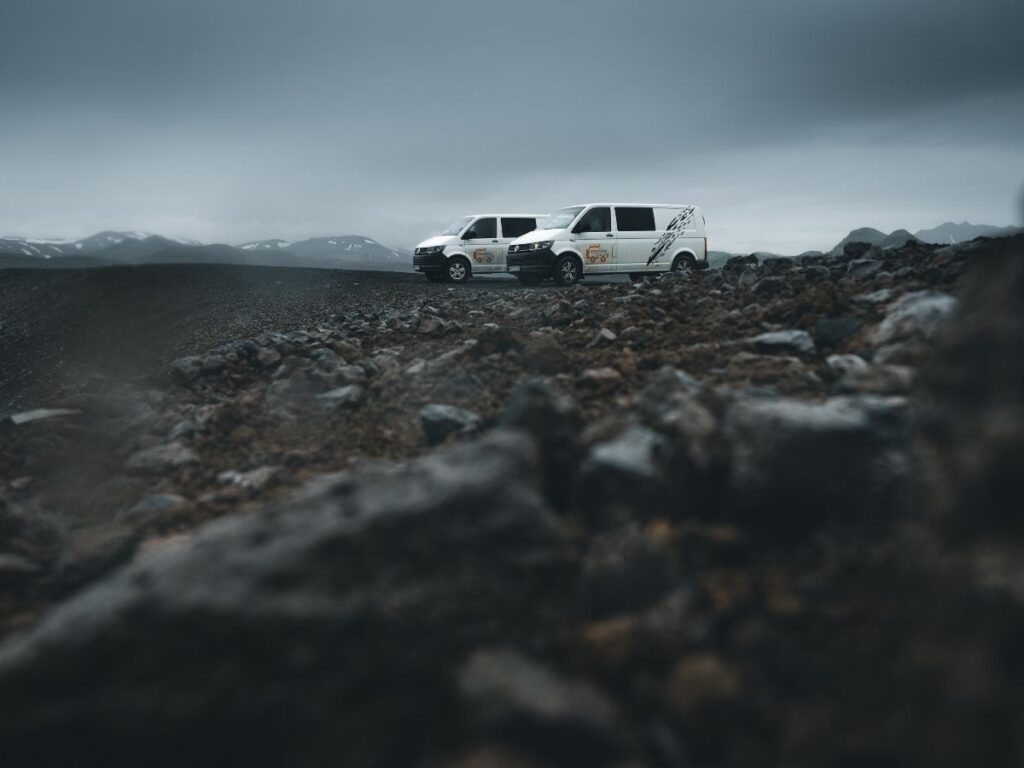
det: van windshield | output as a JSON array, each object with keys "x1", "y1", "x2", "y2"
[
  {"x1": 440, "y1": 216, "x2": 474, "y2": 236},
  {"x1": 537, "y1": 207, "x2": 584, "y2": 231}
]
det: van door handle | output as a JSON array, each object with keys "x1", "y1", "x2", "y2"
[
  {"x1": 605, "y1": 233, "x2": 614, "y2": 238},
  {"x1": 491, "y1": 239, "x2": 499, "y2": 243}
]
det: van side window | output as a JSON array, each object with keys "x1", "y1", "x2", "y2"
[
  {"x1": 573, "y1": 207, "x2": 611, "y2": 234},
  {"x1": 501, "y1": 218, "x2": 536, "y2": 239},
  {"x1": 464, "y1": 217, "x2": 496, "y2": 239},
  {"x1": 615, "y1": 207, "x2": 655, "y2": 232}
]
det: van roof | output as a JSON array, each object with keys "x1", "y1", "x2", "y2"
[
  {"x1": 468, "y1": 213, "x2": 547, "y2": 217},
  {"x1": 564, "y1": 203, "x2": 701, "y2": 210}
]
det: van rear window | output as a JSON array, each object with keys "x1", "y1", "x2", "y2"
[
  {"x1": 501, "y1": 218, "x2": 536, "y2": 238},
  {"x1": 615, "y1": 207, "x2": 656, "y2": 232}
]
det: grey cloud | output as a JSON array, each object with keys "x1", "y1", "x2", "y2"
[{"x1": 0, "y1": 0, "x2": 1021, "y2": 252}]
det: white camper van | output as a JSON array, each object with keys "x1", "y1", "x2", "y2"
[
  {"x1": 506, "y1": 204, "x2": 707, "y2": 286},
  {"x1": 413, "y1": 214, "x2": 544, "y2": 283}
]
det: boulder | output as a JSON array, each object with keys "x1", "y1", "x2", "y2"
[
  {"x1": 457, "y1": 647, "x2": 622, "y2": 760},
  {"x1": 723, "y1": 395, "x2": 908, "y2": 534},
  {"x1": 842, "y1": 241, "x2": 874, "y2": 260},
  {"x1": 0, "y1": 432, "x2": 575, "y2": 768},
  {"x1": 583, "y1": 524, "x2": 677, "y2": 618},
  {"x1": 814, "y1": 315, "x2": 863, "y2": 347},
  {"x1": 499, "y1": 379, "x2": 583, "y2": 511},
  {"x1": 634, "y1": 367, "x2": 719, "y2": 471},
  {"x1": 576, "y1": 424, "x2": 674, "y2": 527},
  {"x1": 751, "y1": 277, "x2": 788, "y2": 298},
  {"x1": 167, "y1": 356, "x2": 204, "y2": 385},
  {"x1": 847, "y1": 259, "x2": 883, "y2": 279},
  {"x1": 874, "y1": 290, "x2": 957, "y2": 347},
  {"x1": 723, "y1": 254, "x2": 758, "y2": 273},
  {"x1": 914, "y1": 242, "x2": 1024, "y2": 537}
]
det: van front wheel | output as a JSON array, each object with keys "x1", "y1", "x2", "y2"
[
  {"x1": 445, "y1": 257, "x2": 471, "y2": 284},
  {"x1": 553, "y1": 255, "x2": 581, "y2": 287}
]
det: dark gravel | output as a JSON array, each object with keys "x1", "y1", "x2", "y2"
[{"x1": 0, "y1": 265, "x2": 529, "y2": 411}]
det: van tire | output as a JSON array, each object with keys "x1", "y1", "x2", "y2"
[
  {"x1": 671, "y1": 253, "x2": 696, "y2": 272},
  {"x1": 516, "y1": 274, "x2": 542, "y2": 286},
  {"x1": 553, "y1": 255, "x2": 581, "y2": 287},
  {"x1": 445, "y1": 257, "x2": 471, "y2": 284}
]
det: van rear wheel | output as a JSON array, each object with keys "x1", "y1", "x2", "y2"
[
  {"x1": 553, "y1": 255, "x2": 580, "y2": 287},
  {"x1": 445, "y1": 257, "x2": 470, "y2": 284},
  {"x1": 671, "y1": 253, "x2": 696, "y2": 272}
]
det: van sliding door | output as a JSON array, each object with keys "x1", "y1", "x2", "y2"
[{"x1": 614, "y1": 207, "x2": 658, "y2": 270}]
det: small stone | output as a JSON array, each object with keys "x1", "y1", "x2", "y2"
[
  {"x1": 0, "y1": 553, "x2": 41, "y2": 586},
  {"x1": 119, "y1": 494, "x2": 187, "y2": 523},
  {"x1": 168, "y1": 356, "x2": 204, "y2": 385},
  {"x1": 824, "y1": 354, "x2": 869, "y2": 380},
  {"x1": 315, "y1": 384, "x2": 364, "y2": 409},
  {"x1": 419, "y1": 404, "x2": 480, "y2": 445},
  {"x1": 588, "y1": 328, "x2": 617, "y2": 347},
  {"x1": 665, "y1": 653, "x2": 742, "y2": 716},
  {"x1": 417, "y1": 315, "x2": 446, "y2": 336},
  {"x1": 583, "y1": 525, "x2": 677, "y2": 618},
  {"x1": 835, "y1": 364, "x2": 915, "y2": 395},
  {"x1": 217, "y1": 466, "x2": 281, "y2": 491},
  {"x1": 256, "y1": 348, "x2": 282, "y2": 368},
  {"x1": 200, "y1": 355, "x2": 226, "y2": 374},
  {"x1": 2, "y1": 408, "x2": 79, "y2": 428},
  {"x1": 749, "y1": 330, "x2": 816, "y2": 357},
  {"x1": 457, "y1": 647, "x2": 620, "y2": 739},
  {"x1": 579, "y1": 367, "x2": 623, "y2": 386},
  {"x1": 126, "y1": 442, "x2": 198, "y2": 472}
]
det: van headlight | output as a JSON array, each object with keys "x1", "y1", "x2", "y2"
[
  {"x1": 531, "y1": 241, "x2": 553, "y2": 251},
  {"x1": 417, "y1": 245, "x2": 445, "y2": 255}
]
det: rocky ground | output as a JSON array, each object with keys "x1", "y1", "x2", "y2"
[{"x1": 0, "y1": 237, "x2": 1022, "y2": 767}]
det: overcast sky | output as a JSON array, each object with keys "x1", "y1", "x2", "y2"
[{"x1": 1, "y1": 0, "x2": 1021, "y2": 253}]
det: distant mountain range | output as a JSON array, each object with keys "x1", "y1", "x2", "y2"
[
  {"x1": 1, "y1": 221, "x2": 1019, "y2": 271},
  {"x1": 0, "y1": 231, "x2": 410, "y2": 271},
  {"x1": 913, "y1": 221, "x2": 1021, "y2": 245},
  {"x1": 714, "y1": 221, "x2": 1020, "y2": 265}
]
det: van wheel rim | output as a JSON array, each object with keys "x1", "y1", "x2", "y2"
[
  {"x1": 450, "y1": 263, "x2": 466, "y2": 280},
  {"x1": 561, "y1": 261, "x2": 577, "y2": 282}
]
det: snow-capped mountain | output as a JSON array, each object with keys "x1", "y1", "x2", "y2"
[
  {"x1": 238, "y1": 239, "x2": 294, "y2": 251},
  {"x1": 0, "y1": 231, "x2": 198, "y2": 259},
  {"x1": 284, "y1": 236, "x2": 405, "y2": 262},
  {"x1": 1, "y1": 230, "x2": 410, "y2": 271}
]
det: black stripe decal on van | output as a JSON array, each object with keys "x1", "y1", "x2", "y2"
[{"x1": 647, "y1": 206, "x2": 695, "y2": 266}]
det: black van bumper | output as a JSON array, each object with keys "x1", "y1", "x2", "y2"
[
  {"x1": 506, "y1": 249, "x2": 555, "y2": 276},
  {"x1": 413, "y1": 252, "x2": 445, "y2": 274}
]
